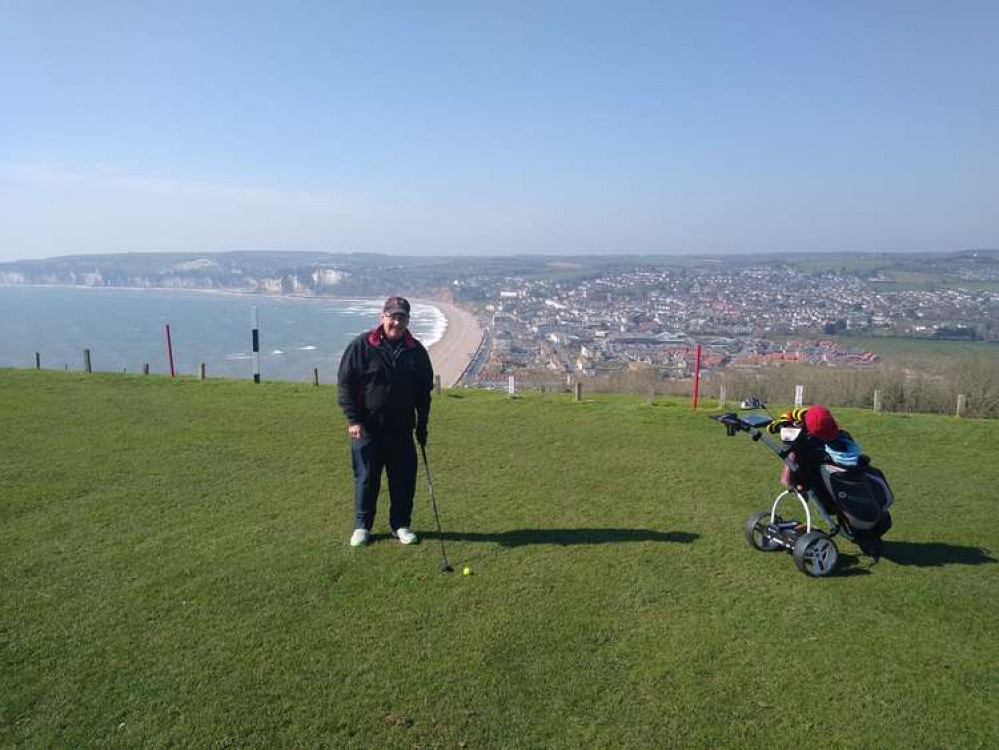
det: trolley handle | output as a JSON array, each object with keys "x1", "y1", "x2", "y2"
[
  {"x1": 750, "y1": 426, "x2": 799, "y2": 471},
  {"x1": 711, "y1": 413, "x2": 798, "y2": 471}
]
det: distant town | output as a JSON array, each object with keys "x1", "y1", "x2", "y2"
[
  {"x1": 2, "y1": 249, "x2": 997, "y2": 385},
  {"x1": 435, "y1": 253, "x2": 995, "y2": 384}
]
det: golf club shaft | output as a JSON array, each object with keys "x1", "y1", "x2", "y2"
[{"x1": 419, "y1": 444, "x2": 451, "y2": 569}]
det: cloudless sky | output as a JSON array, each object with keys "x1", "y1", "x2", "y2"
[{"x1": 1, "y1": 0, "x2": 997, "y2": 261}]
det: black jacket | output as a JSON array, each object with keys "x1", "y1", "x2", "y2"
[{"x1": 337, "y1": 326, "x2": 433, "y2": 434}]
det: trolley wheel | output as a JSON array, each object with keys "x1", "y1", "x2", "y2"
[
  {"x1": 745, "y1": 511, "x2": 781, "y2": 552},
  {"x1": 792, "y1": 532, "x2": 840, "y2": 577}
]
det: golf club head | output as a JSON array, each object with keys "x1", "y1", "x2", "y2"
[{"x1": 439, "y1": 560, "x2": 454, "y2": 573}]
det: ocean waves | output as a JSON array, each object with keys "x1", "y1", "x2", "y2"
[{"x1": 0, "y1": 286, "x2": 448, "y2": 383}]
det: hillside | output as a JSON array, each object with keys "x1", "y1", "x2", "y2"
[{"x1": 2, "y1": 370, "x2": 996, "y2": 748}]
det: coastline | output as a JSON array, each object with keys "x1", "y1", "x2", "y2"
[
  {"x1": 0, "y1": 284, "x2": 483, "y2": 388},
  {"x1": 1, "y1": 283, "x2": 483, "y2": 386},
  {"x1": 423, "y1": 300, "x2": 484, "y2": 387}
]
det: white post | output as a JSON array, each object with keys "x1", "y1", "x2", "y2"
[
  {"x1": 794, "y1": 384, "x2": 804, "y2": 407},
  {"x1": 508, "y1": 375, "x2": 516, "y2": 397},
  {"x1": 251, "y1": 306, "x2": 261, "y2": 384}
]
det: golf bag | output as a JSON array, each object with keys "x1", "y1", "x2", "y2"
[{"x1": 817, "y1": 463, "x2": 894, "y2": 550}]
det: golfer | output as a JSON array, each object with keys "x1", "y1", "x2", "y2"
[{"x1": 337, "y1": 296, "x2": 434, "y2": 547}]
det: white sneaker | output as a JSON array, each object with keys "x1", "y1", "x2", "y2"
[
  {"x1": 349, "y1": 528, "x2": 370, "y2": 547},
  {"x1": 394, "y1": 527, "x2": 419, "y2": 545}
]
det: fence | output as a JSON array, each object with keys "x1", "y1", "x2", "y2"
[
  {"x1": 478, "y1": 358, "x2": 998, "y2": 419},
  {"x1": 19, "y1": 348, "x2": 999, "y2": 418}
]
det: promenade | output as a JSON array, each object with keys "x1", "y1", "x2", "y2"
[{"x1": 425, "y1": 300, "x2": 483, "y2": 387}]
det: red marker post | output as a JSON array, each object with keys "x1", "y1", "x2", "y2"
[{"x1": 691, "y1": 342, "x2": 701, "y2": 410}]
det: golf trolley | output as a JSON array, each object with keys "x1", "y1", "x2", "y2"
[{"x1": 713, "y1": 404, "x2": 893, "y2": 577}]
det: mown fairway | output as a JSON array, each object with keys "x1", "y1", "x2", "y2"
[{"x1": 2, "y1": 370, "x2": 996, "y2": 749}]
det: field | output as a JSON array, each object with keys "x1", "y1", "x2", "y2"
[
  {"x1": 791, "y1": 254, "x2": 896, "y2": 273},
  {"x1": 2, "y1": 370, "x2": 997, "y2": 748},
  {"x1": 834, "y1": 334, "x2": 999, "y2": 360}
]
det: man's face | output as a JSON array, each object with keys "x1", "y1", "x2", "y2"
[{"x1": 382, "y1": 312, "x2": 409, "y2": 340}]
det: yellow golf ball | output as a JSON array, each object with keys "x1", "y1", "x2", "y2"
[{"x1": 463, "y1": 566, "x2": 471, "y2": 576}]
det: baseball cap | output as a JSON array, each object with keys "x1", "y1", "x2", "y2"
[
  {"x1": 804, "y1": 405, "x2": 840, "y2": 442},
  {"x1": 383, "y1": 296, "x2": 411, "y2": 316}
]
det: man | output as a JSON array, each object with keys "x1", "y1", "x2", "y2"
[{"x1": 337, "y1": 296, "x2": 434, "y2": 547}]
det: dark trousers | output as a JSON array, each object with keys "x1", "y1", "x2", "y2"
[{"x1": 351, "y1": 430, "x2": 417, "y2": 532}]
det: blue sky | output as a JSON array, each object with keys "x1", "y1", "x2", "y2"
[{"x1": 1, "y1": 0, "x2": 996, "y2": 261}]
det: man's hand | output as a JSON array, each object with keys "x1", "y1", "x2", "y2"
[
  {"x1": 415, "y1": 422, "x2": 427, "y2": 447},
  {"x1": 348, "y1": 424, "x2": 363, "y2": 440}
]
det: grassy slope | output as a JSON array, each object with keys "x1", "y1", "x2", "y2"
[
  {"x1": 832, "y1": 335, "x2": 999, "y2": 360},
  {"x1": 1, "y1": 370, "x2": 996, "y2": 749}
]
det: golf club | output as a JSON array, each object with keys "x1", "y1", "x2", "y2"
[{"x1": 419, "y1": 443, "x2": 453, "y2": 573}]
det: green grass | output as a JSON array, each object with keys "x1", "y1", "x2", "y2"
[
  {"x1": 791, "y1": 254, "x2": 894, "y2": 272},
  {"x1": 2, "y1": 370, "x2": 997, "y2": 749},
  {"x1": 834, "y1": 334, "x2": 999, "y2": 360}
]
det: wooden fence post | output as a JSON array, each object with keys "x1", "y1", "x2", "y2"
[
  {"x1": 873, "y1": 389, "x2": 882, "y2": 413},
  {"x1": 313, "y1": 367, "x2": 320, "y2": 386},
  {"x1": 574, "y1": 382, "x2": 583, "y2": 402},
  {"x1": 956, "y1": 393, "x2": 967, "y2": 418},
  {"x1": 718, "y1": 385, "x2": 727, "y2": 408},
  {"x1": 35, "y1": 352, "x2": 41, "y2": 369},
  {"x1": 83, "y1": 349, "x2": 92, "y2": 373},
  {"x1": 165, "y1": 325, "x2": 175, "y2": 378},
  {"x1": 435, "y1": 374, "x2": 442, "y2": 395},
  {"x1": 143, "y1": 363, "x2": 150, "y2": 375},
  {"x1": 199, "y1": 363, "x2": 206, "y2": 380}
]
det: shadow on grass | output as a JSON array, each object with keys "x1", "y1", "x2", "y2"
[
  {"x1": 880, "y1": 541, "x2": 997, "y2": 567},
  {"x1": 435, "y1": 528, "x2": 698, "y2": 547},
  {"x1": 803, "y1": 542, "x2": 997, "y2": 577},
  {"x1": 832, "y1": 553, "x2": 872, "y2": 577}
]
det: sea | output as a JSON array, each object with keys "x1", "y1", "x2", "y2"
[{"x1": 0, "y1": 286, "x2": 447, "y2": 383}]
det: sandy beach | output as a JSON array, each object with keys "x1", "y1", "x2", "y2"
[{"x1": 424, "y1": 300, "x2": 484, "y2": 387}]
